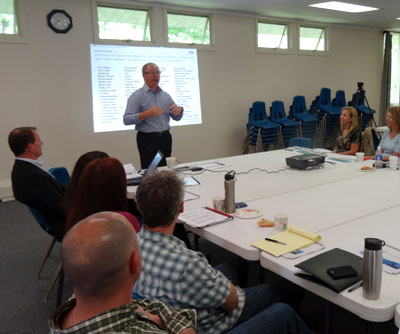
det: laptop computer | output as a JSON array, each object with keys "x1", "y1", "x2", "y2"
[{"x1": 127, "y1": 151, "x2": 164, "y2": 186}]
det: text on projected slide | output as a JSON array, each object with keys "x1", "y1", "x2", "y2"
[{"x1": 90, "y1": 44, "x2": 202, "y2": 133}]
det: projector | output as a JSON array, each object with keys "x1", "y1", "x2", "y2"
[{"x1": 286, "y1": 153, "x2": 325, "y2": 170}]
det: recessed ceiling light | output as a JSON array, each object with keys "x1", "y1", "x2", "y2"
[
  {"x1": 310, "y1": 1, "x2": 378, "y2": 13},
  {"x1": 397, "y1": 18, "x2": 400, "y2": 20}
]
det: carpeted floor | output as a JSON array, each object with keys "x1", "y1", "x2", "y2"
[{"x1": 0, "y1": 199, "x2": 397, "y2": 333}]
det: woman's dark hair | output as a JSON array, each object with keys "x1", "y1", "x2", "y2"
[
  {"x1": 65, "y1": 157, "x2": 127, "y2": 231},
  {"x1": 63, "y1": 151, "x2": 109, "y2": 214}
]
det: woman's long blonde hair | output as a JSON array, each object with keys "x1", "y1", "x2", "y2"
[{"x1": 341, "y1": 106, "x2": 358, "y2": 133}]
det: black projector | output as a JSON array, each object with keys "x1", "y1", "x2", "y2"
[{"x1": 286, "y1": 153, "x2": 325, "y2": 170}]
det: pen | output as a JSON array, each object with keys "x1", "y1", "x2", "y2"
[
  {"x1": 264, "y1": 237, "x2": 287, "y2": 246},
  {"x1": 347, "y1": 281, "x2": 362, "y2": 293},
  {"x1": 382, "y1": 258, "x2": 400, "y2": 269},
  {"x1": 204, "y1": 207, "x2": 233, "y2": 219}
]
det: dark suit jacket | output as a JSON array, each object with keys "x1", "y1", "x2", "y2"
[{"x1": 11, "y1": 159, "x2": 66, "y2": 238}]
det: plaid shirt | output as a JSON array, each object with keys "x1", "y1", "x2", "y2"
[
  {"x1": 134, "y1": 229, "x2": 245, "y2": 334},
  {"x1": 49, "y1": 298, "x2": 196, "y2": 333}
]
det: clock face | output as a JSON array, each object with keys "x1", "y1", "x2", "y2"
[
  {"x1": 47, "y1": 10, "x2": 73, "y2": 33},
  {"x1": 50, "y1": 13, "x2": 71, "y2": 30}
]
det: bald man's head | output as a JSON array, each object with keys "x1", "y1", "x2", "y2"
[{"x1": 61, "y1": 212, "x2": 141, "y2": 297}]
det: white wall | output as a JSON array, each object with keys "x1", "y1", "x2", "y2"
[{"x1": 0, "y1": 0, "x2": 382, "y2": 198}]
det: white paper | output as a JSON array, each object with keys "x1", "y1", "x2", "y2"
[
  {"x1": 179, "y1": 207, "x2": 231, "y2": 228},
  {"x1": 184, "y1": 191, "x2": 200, "y2": 201},
  {"x1": 123, "y1": 163, "x2": 141, "y2": 179},
  {"x1": 197, "y1": 161, "x2": 231, "y2": 170}
]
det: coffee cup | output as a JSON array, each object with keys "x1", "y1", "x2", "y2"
[
  {"x1": 212, "y1": 196, "x2": 225, "y2": 211},
  {"x1": 356, "y1": 152, "x2": 365, "y2": 162},
  {"x1": 274, "y1": 213, "x2": 288, "y2": 232},
  {"x1": 166, "y1": 157, "x2": 176, "y2": 169},
  {"x1": 389, "y1": 156, "x2": 399, "y2": 170}
]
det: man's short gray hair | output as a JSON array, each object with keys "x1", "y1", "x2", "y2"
[
  {"x1": 136, "y1": 171, "x2": 184, "y2": 228},
  {"x1": 142, "y1": 62, "x2": 158, "y2": 74}
]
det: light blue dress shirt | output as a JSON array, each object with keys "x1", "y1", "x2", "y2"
[
  {"x1": 123, "y1": 84, "x2": 183, "y2": 133},
  {"x1": 378, "y1": 130, "x2": 400, "y2": 156}
]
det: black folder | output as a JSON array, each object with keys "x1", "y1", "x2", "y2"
[{"x1": 295, "y1": 248, "x2": 362, "y2": 293}]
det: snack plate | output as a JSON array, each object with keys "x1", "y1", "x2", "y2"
[{"x1": 234, "y1": 208, "x2": 261, "y2": 219}]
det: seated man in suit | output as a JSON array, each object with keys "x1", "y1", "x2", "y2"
[
  {"x1": 8, "y1": 127, "x2": 66, "y2": 239},
  {"x1": 49, "y1": 211, "x2": 196, "y2": 334},
  {"x1": 134, "y1": 171, "x2": 313, "y2": 334}
]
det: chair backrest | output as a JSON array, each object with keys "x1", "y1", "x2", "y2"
[
  {"x1": 291, "y1": 96, "x2": 308, "y2": 117},
  {"x1": 288, "y1": 137, "x2": 312, "y2": 149},
  {"x1": 27, "y1": 205, "x2": 55, "y2": 237},
  {"x1": 349, "y1": 92, "x2": 365, "y2": 108},
  {"x1": 361, "y1": 127, "x2": 378, "y2": 156},
  {"x1": 48, "y1": 167, "x2": 70, "y2": 187},
  {"x1": 319, "y1": 88, "x2": 332, "y2": 106},
  {"x1": 249, "y1": 101, "x2": 269, "y2": 124},
  {"x1": 333, "y1": 90, "x2": 346, "y2": 108},
  {"x1": 270, "y1": 101, "x2": 287, "y2": 121}
]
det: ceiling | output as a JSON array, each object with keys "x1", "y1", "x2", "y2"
[{"x1": 140, "y1": 0, "x2": 400, "y2": 31}]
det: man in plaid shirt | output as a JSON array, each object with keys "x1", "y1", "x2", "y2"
[
  {"x1": 134, "y1": 171, "x2": 313, "y2": 334},
  {"x1": 49, "y1": 211, "x2": 196, "y2": 334}
]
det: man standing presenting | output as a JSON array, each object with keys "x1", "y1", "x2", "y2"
[
  {"x1": 49, "y1": 211, "x2": 196, "y2": 334},
  {"x1": 124, "y1": 63, "x2": 183, "y2": 169},
  {"x1": 8, "y1": 127, "x2": 66, "y2": 239}
]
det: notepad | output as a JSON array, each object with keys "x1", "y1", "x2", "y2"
[
  {"x1": 251, "y1": 225, "x2": 321, "y2": 257},
  {"x1": 178, "y1": 207, "x2": 233, "y2": 228}
]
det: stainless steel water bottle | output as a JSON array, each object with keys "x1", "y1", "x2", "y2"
[
  {"x1": 362, "y1": 238, "x2": 385, "y2": 300},
  {"x1": 224, "y1": 172, "x2": 236, "y2": 213}
]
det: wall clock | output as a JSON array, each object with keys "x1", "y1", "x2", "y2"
[{"x1": 47, "y1": 9, "x2": 73, "y2": 34}]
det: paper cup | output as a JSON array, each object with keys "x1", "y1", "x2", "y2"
[
  {"x1": 212, "y1": 196, "x2": 225, "y2": 211},
  {"x1": 274, "y1": 213, "x2": 288, "y2": 232},
  {"x1": 356, "y1": 152, "x2": 364, "y2": 162},
  {"x1": 389, "y1": 156, "x2": 399, "y2": 170},
  {"x1": 166, "y1": 157, "x2": 176, "y2": 169}
]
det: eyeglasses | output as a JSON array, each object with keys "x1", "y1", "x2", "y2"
[{"x1": 144, "y1": 71, "x2": 161, "y2": 75}]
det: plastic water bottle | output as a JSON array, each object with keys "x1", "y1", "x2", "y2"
[
  {"x1": 224, "y1": 172, "x2": 236, "y2": 213},
  {"x1": 375, "y1": 146, "x2": 383, "y2": 169},
  {"x1": 362, "y1": 238, "x2": 385, "y2": 300}
]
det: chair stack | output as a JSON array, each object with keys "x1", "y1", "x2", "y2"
[
  {"x1": 289, "y1": 96, "x2": 318, "y2": 140},
  {"x1": 332, "y1": 90, "x2": 346, "y2": 108},
  {"x1": 244, "y1": 101, "x2": 280, "y2": 153},
  {"x1": 314, "y1": 88, "x2": 341, "y2": 148},
  {"x1": 270, "y1": 101, "x2": 300, "y2": 145}
]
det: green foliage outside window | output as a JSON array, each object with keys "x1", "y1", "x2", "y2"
[{"x1": 167, "y1": 13, "x2": 210, "y2": 45}]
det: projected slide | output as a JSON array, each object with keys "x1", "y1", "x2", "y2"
[{"x1": 90, "y1": 44, "x2": 202, "y2": 133}]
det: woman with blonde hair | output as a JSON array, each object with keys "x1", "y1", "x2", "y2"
[
  {"x1": 377, "y1": 106, "x2": 400, "y2": 161},
  {"x1": 333, "y1": 106, "x2": 362, "y2": 155}
]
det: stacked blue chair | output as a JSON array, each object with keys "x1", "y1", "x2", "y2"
[
  {"x1": 288, "y1": 137, "x2": 312, "y2": 149},
  {"x1": 270, "y1": 101, "x2": 299, "y2": 145},
  {"x1": 349, "y1": 92, "x2": 376, "y2": 131},
  {"x1": 332, "y1": 90, "x2": 346, "y2": 108},
  {"x1": 244, "y1": 101, "x2": 280, "y2": 153},
  {"x1": 314, "y1": 88, "x2": 341, "y2": 148},
  {"x1": 289, "y1": 96, "x2": 318, "y2": 139}
]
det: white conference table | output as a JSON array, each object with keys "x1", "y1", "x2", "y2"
[
  {"x1": 260, "y1": 205, "x2": 400, "y2": 322},
  {"x1": 184, "y1": 167, "x2": 400, "y2": 261},
  {"x1": 176, "y1": 149, "x2": 400, "y2": 323}
]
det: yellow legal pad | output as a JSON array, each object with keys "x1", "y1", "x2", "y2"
[{"x1": 251, "y1": 225, "x2": 321, "y2": 257}]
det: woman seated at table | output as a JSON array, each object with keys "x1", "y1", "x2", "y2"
[
  {"x1": 377, "y1": 106, "x2": 400, "y2": 161},
  {"x1": 63, "y1": 150, "x2": 109, "y2": 214},
  {"x1": 333, "y1": 106, "x2": 362, "y2": 155},
  {"x1": 65, "y1": 157, "x2": 141, "y2": 232}
]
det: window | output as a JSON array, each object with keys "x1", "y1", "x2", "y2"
[
  {"x1": 97, "y1": 5, "x2": 151, "y2": 41},
  {"x1": 257, "y1": 22, "x2": 288, "y2": 49},
  {"x1": 299, "y1": 26, "x2": 326, "y2": 51},
  {"x1": 390, "y1": 33, "x2": 400, "y2": 105},
  {"x1": 0, "y1": 0, "x2": 18, "y2": 35},
  {"x1": 167, "y1": 13, "x2": 210, "y2": 45}
]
